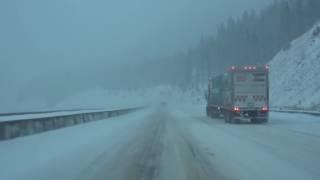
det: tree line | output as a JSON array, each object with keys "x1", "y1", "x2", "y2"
[
  {"x1": 130, "y1": 0, "x2": 320, "y2": 90},
  {"x1": 180, "y1": 0, "x2": 320, "y2": 87}
]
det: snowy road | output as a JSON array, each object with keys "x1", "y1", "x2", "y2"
[{"x1": 1, "y1": 105, "x2": 320, "y2": 180}]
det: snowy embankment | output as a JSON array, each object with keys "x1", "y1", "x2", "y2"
[
  {"x1": 0, "y1": 109, "x2": 153, "y2": 180},
  {"x1": 270, "y1": 22, "x2": 320, "y2": 110},
  {"x1": 0, "y1": 109, "x2": 109, "y2": 122}
]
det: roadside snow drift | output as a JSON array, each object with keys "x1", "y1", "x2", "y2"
[
  {"x1": 0, "y1": 109, "x2": 153, "y2": 180},
  {"x1": 270, "y1": 22, "x2": 320, "y2": 109}
]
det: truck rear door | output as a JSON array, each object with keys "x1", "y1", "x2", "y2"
[{"x1": 233, "y1": 71, "x2": 268, "y2": 109}]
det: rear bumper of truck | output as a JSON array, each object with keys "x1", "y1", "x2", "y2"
[
  {"x1": 206, "y1": 105, "x2": 268, "y2": 123},
  {"x1": 237, "y1": 109, "x2": 268, "y2": 117},
  {"x1": 233, "y1": 109, "x2": 269, "y2": 122}
]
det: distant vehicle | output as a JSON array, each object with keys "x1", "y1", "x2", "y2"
[{"x1": 206, "y1": 65, "x2": 269, "y2": 123}]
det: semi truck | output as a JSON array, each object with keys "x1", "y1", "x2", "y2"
[{"x1": 206, "y1": 65, "x2": 269, "y2": 123}]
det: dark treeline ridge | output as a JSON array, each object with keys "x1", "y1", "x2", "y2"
[
  {"x1": 134, "y1": 0, "x2": 320, "y2": 89},
  {"x1": 185, "y1": 0, "x2": 320, "y2": 84}
]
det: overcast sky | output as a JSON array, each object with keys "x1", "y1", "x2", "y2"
[
  {"x1": 1, "y1": 0, "x2": 272, "y2": 62},
  {"x1": 0, "y1": 0, "x2": 273, "y2": 110}
]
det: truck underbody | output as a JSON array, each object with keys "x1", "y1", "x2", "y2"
[{"x1": 206, "y1": 105, "x2": 269, "y2": 123}]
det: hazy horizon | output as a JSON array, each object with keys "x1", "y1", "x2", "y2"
[{"x1": 0, "y1": 0, "x2": 273, "y2": 111}]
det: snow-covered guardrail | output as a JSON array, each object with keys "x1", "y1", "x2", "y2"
[
  {"x1": 270, "y1": 108, "x2": 320, "y2": 116},
  {"x1": 0, "y1": 108, "x2": 105, "y2": 117},
  {"x1": 0, "y1": 107, "x2": 143, "y2": 141}
]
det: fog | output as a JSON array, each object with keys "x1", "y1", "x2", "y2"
[{"x1": 0, "y1": 0, "x2": 272, "y2": 111}]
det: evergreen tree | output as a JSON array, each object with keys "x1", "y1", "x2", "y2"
[{"x1": 183, "y1": 0, "x2": 320, "y2": 86}]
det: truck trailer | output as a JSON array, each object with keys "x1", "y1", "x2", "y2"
[{"x1": 206, "y1": 65, "x2": 269, "y2": 123}]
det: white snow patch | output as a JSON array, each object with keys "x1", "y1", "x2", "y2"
[
  {"x1": 270, "y1": 22, "x2": 320, "y2": 110},
  {"x1": 0, "y1": 109, "x2": 153, "y2": 180},
  {"x1": 0, "y1": 109, "x2": 112, "y2": 122}
]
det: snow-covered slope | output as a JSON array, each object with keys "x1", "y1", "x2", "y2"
[{"x1": 270, "y1": 23, "x2": 320, "y2": 110}]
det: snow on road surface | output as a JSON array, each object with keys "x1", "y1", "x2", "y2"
[
  {"x1": 83, "y1": 106, "x2": 226, "y2": 180},
  {"x1": 0, "y1": 108, "x2": 154, "y2": 180},
  {"x1": 178, "y1": 105, "x2": 320, "y2": 180},
  {"x1": 1, "y1": 104, "x2": 320, "y2": 180}
]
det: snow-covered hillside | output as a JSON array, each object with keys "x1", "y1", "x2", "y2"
[{"x1": 270, "y1": 22, "x2": 320, "y2": 110}]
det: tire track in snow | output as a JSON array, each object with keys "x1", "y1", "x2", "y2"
[
  {"x1": 194, "y1": 115, "x2": 320, "y2": 178},
  {"x1": 88, "y1": 107, "x2": 227, "y2": 180}
]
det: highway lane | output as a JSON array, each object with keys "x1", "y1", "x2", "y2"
[
  {"x1": 188, "y1": 111, "x2": 320, "y2": 180},
  {"x1": 3, "y1": 105, "x2": 319, "y2": 180},
  {"x1": 78, "y1": 107, "x2": 227, "y2": 180},
  {"x1": 78, "y1": 105, "x2": 320, "y2": 180}
]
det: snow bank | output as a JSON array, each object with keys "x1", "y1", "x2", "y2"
[
  {"x1": 0, "y1": 109, "x2": 153, "y2": 180},
  {"x1": 55, "y1": 85, "x2": 206, "y2": 110},
  {"x1": 270, "y1": 22, "x2": 320, "y2": 110}
]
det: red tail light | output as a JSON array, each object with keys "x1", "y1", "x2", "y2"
[
  {"x1": 262, "y1": 106, "x2": 268, "y2": 112},
  {"x1": 233, "y1": 106, "x2": 240, "y2": 112}
]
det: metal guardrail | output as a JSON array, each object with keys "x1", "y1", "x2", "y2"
[
  {"x1": 0, "y1": 107, "x2": 142, "y2": 141},
  {"x1": 0, "y1": 108, "x2": 104, "y2": 117}
]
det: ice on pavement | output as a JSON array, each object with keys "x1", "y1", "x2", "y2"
[
  {"x1": 176, "y1": 104, "x2": 320, "y2": 180},
  {"x1": 270, "y1": 112, "x2": 320, "y2": 122},
  {"x1": 188, "y1": 121, "x2": 318, "y2": 180},
  {"x1": 270, "y1": 112, "x2": 320, "y2": 137}
]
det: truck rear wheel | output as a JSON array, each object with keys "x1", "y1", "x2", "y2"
[
  {"x1": 207, "y1": 107, "x2": 220, "y2": 118},
  {"x1": 260, "y1": 118, "x2": 268, "y2": 123},
  {"x1": 224, "y1": 112, "x2": 233, "y2": 123},
  {"x1": 223, "y1": 112, "x2": 228, "y2": 123},
  {"x1": 211, "y1": 111, "x2": 218, "y2": 118}
]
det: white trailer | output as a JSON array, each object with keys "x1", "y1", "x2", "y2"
[{"x1": 206, "y1": 65, "x2": 269, "y2": 123}]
